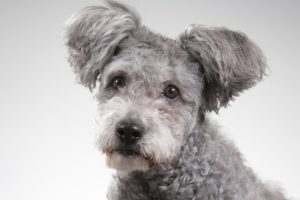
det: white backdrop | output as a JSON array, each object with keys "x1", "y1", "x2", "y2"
[{"x1": 0, "y1": 0, "x2": 299, "y2": 199}]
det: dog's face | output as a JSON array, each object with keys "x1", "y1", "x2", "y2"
[
  {"x1": 94, "y1": 41, "x2": 202, "y2": 172},
  {"x1": 65, "y1": 0, "x2": 266, "y2": 172}
]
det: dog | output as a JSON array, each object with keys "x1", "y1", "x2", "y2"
[{"x1": 65, "y1": 1, "x2": 287, "y2": 199}]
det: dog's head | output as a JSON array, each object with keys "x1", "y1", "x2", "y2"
[{"x1": 65, "y1": 0, "x2": 266, "y2": 172}]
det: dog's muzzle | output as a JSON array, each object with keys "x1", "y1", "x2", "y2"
[
  {"x1": 116, "y1": 120, "x2": 144, "y2": 144},
  {"x1": 115, "y1": 120, "x2": 144, "y2": 156}
]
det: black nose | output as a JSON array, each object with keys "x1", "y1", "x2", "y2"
[{"x1": 116, "y1": 121, "x2": 144, "y2": 144}]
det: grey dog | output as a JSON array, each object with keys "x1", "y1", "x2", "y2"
[{"x1": 65, "y1": 0, "x2": 287, "y2": 199}]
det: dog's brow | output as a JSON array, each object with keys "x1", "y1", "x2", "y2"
[{"x1": 103, "y1": 69, "x2": 127, "y2": 86}]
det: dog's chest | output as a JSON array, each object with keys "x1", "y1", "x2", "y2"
[{"x1": 109, "y1": 163, "x2": 222, "y2": 200}]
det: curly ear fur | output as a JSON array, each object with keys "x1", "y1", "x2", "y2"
[
  {"x1": 65, "y1": 0, "x2": 140, "y2": 89},
  {"x1": 179, "y1": 25, "x2": 267, "y2": 112}
]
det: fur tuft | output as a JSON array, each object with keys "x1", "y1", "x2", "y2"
[{"x1": 65, "y1": 0, "x2": 140, "y2": 89}]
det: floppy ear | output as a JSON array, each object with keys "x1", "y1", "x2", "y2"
[
  {"x1": 65, "y1": 0, "x2": 140, "y2": 89},
  {"x1": 179, "y1": 25, "x2": 267, "y2": 112}
]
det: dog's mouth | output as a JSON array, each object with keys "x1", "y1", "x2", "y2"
[
  {"x1": 104, "y1": 147, "x2": 153, "y2": 172},
  {"x1": 104, "y1": 147, "x2": 142, "y2": 158},
  {"x1": 104, "y1": 147, "x2": 156, "y2": 163},
  {"x1": 115, "y1": 148, "x2": 140, "y2": 157}
]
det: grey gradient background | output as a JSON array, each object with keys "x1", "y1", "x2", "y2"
[{"x1": 0, "y1": 0, "x2": 299, "y2": 199}]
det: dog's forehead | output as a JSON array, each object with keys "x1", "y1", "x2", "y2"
[{"x1": 103, "y1": 42, "x2": 201, "y2": 88}]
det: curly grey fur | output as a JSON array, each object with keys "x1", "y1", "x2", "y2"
[
  {"x1": 65, "y1": 1, "x2": 287, "y2": 199},
  {"x1": 109, "y1": 120, "x2": 286, "y2": 200},
  {"x1": 65, "y1": 0, "x2": 140, "y2": 89},
  {"x1": 180, "y1": 25, "x2": 267, "y2": 112}
]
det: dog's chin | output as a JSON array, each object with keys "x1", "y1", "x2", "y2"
[{"x1": 106, "y1": 151, "x2": 150, "y2": 173}]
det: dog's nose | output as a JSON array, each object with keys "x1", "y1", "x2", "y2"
[{"x1": 116, "y1": 121, "x2": 144, "y2": 144}]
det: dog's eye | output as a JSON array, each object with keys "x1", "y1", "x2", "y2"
[
  {"x1": 163, "y1": 85, "x2": 180, "y2": 99},
  {"x1": 111, "y1": 76, "x2": 125, "y2": 89}
]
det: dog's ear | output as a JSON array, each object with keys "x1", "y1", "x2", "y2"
[
  {"x1": 65, "y1": 0, "x2": 140, "y2": 89},
  {"x1": 179, "y1": 25, "x2": 267, "y2": 112}
]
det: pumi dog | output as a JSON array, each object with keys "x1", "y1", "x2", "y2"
[{"x1": 65, "y1": 1, "x2": 287, "y2": 199}]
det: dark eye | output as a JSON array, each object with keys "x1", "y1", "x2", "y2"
[
  {"x1": 111, "y1": 76, "x2": 125, "y2": 89},
  {"x1": 163, "y1": 85, "x2": 180, "y2": 99}
]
